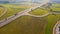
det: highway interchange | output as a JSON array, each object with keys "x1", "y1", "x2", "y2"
[{"x1": 0, "y1": 0, "x2": 60, "y2": 34}]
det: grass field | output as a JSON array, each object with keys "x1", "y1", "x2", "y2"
[
  {"x1": 51, "y1": 4, "x2": 60, "y2": 11},
  {"x1": 29, "y1": 8, "x2": 49, "y2": 16},
  {"x1": 0, "y1": 4, "x2": 31, "y2": 20},
  {"x1": 45, "y1": 14, "x2": 60, "y2": 34},
  {"x1": 0, "y1": 16, "x2": 46, "y2": 34},
  {"x1": 0, "y1": 4, "x2": 60, "y2": 34}
]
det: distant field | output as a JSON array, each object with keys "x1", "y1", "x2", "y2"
[
  {"x1": 29, "y1": 8, "x2": 49, "y2": 16},
  {"x1": 51, "y1": 4, "x2": 60, "y2": 11},
  {"x1": 0, "y1": 4, "x2": 31, "y2": 20},
  {"x1": 3, "y1": 4, "x2": 31, "y2": 9}
]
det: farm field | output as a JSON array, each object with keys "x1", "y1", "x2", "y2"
[
  {"x1": 29, "y1": 8, "x2": 49, "y2": 16},
  {"x1": 0, "y1": 15, "x2": 46, "y2": 34},
  {"x1": 51, "y1": 4, "x2": 60, "y2": 11}
]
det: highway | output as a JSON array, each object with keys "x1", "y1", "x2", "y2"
[{"x1": 0, "y1": 0, "x2": 50, "y2": 27}]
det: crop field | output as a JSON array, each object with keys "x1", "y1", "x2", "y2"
[
  {"x1": 45, "y1": 14, "x2": 60, "y2": 34},
  {"x1": 51, "y1": 4, "x2": 60, "y2": 11},
  {"x1": 0, "y1": 16, "x2": 47, "y2": 34},
  {"x1": 0, "y1": 3, "x2": 60, "y2": 34},
  {"x1": 29, "y1": 8, "x2": 49, "y2": 16}
]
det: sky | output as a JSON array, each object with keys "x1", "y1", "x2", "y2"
[
  {"x1": 0, "y1": 0, "x2": 60, "y2": 3},
  {"x1": 0, "y1": 0, "x2": 43, "y2": 2},
  {"x1": 51, "y1": 0, "x2": 60, "y2": 3},
  {"x1": 0, "y1": 0, "x2": 42, "y2": 3}
]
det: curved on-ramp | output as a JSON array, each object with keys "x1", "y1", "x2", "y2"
[{"x1": 0, "y1": 5, "x2": 7, "y2": 18}]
